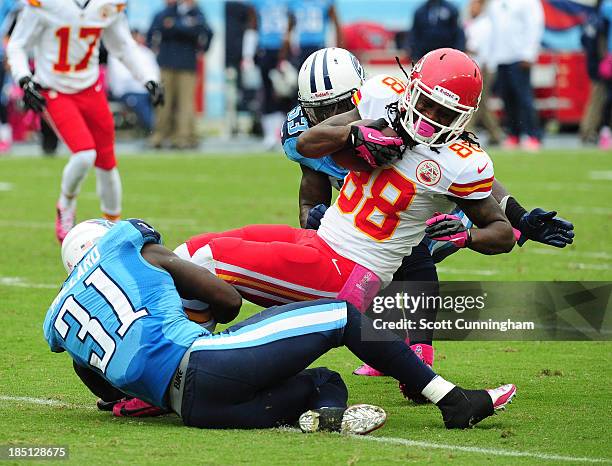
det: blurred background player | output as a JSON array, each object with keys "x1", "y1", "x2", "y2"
[
  {"x1": 107, "y1": 30, "x2": 159, "y2": 134},
  {"x1": 147, "y1": 0, "x2": 213, "y2": 150},
  {"x1": 6, "y1": 0, "x2": 164, "y2": 243},
  {"x1": 488, "y1": 0, "x2": 544, "y2": 151},
  {"x1": 243, "y1": 0, "x2": 293, "y2": 150},
  {"x1": 287, "y1": 0, "x2": 343, "y2": 67},
  {"x1": 464, "y1": 0, "x2": 503, "y2": 146},
  {"x1": 408, "y1": 0, "x2": 465, "y2": 62},
  {"x1": 48, "y1": 218, "x2": 515, "y2": 430}
]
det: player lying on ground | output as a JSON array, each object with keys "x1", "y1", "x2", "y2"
[
  {"x1": 6, "y1": 0, "x2": 164, "y2": 243},
  {"x1": 284, "y1": 48, "x2": 574, "y2": 376},
  {"x1": 46, "y1": 219, "x2": 516, "y2": 431}
]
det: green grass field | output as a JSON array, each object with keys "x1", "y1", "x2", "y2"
[{"x1": 0, "y1": 148, "x2": 611, "y2": 465}]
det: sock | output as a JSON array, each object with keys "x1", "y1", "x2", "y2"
[
  {"x1": 59, "y1": 149, "x2": 96, "y2": 209},
  {"x1": 341, "y1": 304, "x2": 437, "y2": 393},
  {"x1": 421, "y1": 375, "x2": 456, "y2": 404},
  {"x1": 95, "y1": 167, "x2": 122, "y2": 217}
]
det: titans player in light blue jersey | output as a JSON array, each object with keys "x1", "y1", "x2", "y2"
[
  {"x1": 287, "y1": 0, "x2": 343, "y2": 66},
  {"x1": 282, "y1": 47, "x2": 575, "y2": 380},
  {"x1": 44, "y1": 218, "x2": 516, "y2": 431}
]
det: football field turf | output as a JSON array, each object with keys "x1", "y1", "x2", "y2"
[{"x1": 1, "y1": 148, "x2": 611, "y2": 464}]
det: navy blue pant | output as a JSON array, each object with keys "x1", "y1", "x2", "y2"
[
  {"x1": 256, "y1": 48, "x2": 282, "y2": 114},
  {"x1": 180, "y1": 300, "x2": 436, "y2": 428},
  {"x1": 496, "y1": 62, "x2": 541, "y2": 139}
]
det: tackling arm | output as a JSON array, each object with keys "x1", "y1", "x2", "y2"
[
  {"x1": 492, "y1": 179, "x2": 574, "y2": 248},
  {"x1": 141, "y1": 244, "x2": 242, "y2": 324},
  {"x1": 452, "y1": 195, "x2": 515, "y2": 254},
  {"x1": 296, "y1": 108, "x2": 360, "y2": 158},
  {"x1": 299, "y1": 165, "x2": 333, "y2": 228}
]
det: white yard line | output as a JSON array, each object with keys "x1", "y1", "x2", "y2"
[
  {"x1": 0, "y1": 395, "x2": 94, "y2": 410},
  {"x1": 0, "y1": 217, "x2": 201, "y2": 230},
  {"x1": 436, "y1": 267, "x2": 498, "y2": 276},
  {"x1": 357, "y1": 434, "x2": 611, "y2": 464},
  {"x1": 0, "y1": 182, "x2": 13, "y2": 191},
  {"x1": 0, "y1": 277, "x2": 57, "y2": 289},
  {"x1": 589, "y1": 171, "x2": 612, "y2": 181},
  {"x1": 531, "y1": 249, "x2": 612, "y2": 261},
  {"x1": 563, "y1": 206, "x2": 612, "y2": 215},
  {"x1": 568, "y1": 262, "x2": 612, "y2": 271},
  {"x1": 1, "y1": 395, "x2": 608, "y2": 463}
]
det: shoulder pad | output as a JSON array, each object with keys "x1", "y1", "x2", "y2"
[
  {"x1": 354, "y1": 74, "x2": 405, "y2": 123},
  {"x1": 442, "y1": 142, "x2": 494, "y2": 199},
  {"x1": 127, "y1": 219, "x2": 163, "y2": 245}
]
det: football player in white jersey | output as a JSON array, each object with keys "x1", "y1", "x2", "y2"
[
  {"x1": 297, "y1": 48, "x2": 573, "y2": 283},
  {"x1": 6, "y1": 0, "x2": 164, "y2": 242},
  {"x1": 174, "y1": 50, "x2": 519, "y2": 320}
]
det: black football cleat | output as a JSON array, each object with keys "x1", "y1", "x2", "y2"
[
  {"x1": 437, "y1": 384, "x2": 516, "y2": 429},
  {"x1": 299, "y1": 404, "x2": 387, "y2": 435}
]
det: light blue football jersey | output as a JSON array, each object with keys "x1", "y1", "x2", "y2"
[
  {"x1": 281, "y1": 105, "x2": 348, "y2": 189},
  {"x1": 290, "y1": 0, "x2": 333, "y2": 47},
  {"x1": 43, "y1": 220, "x2": 205, "y2": 407},
  {"x1": 251, "y1": 0, "x2": 290, "y2": 50}
]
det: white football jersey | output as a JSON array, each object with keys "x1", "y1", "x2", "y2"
[
  {"x1": 7, "y1": 0, "x2": 159, "y2": 94},
  {"x1": 317, "y1": 74, "x2": 495, "y2": 282}
]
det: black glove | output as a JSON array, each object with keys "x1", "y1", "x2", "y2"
[
  {"x1": 347, "y1": 118, "x2": 405, "y2": 168},
  {"x1": 517, "y1": 208, "x2": 574, "y2": 248},
  {"x1": 305, "y1": 204, "x2": 328, "y2": 230},
  {"x1": 145, "y1": 80, "x2": 165, "y2": 107},
  {"x1": 18, "y1": 77, "x2": 46, "y2": 112}
]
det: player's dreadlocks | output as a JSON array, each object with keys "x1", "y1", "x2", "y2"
[{"x1": 389, "y1": 57, "x2": 481, "y2": 153}]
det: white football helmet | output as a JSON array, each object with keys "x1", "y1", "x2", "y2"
[
  {"x1": 61, "y1": 219, "x2": 115, "y2": 273},
  {"x1": 298, "y1": 47, "x2": 366, "y2": 125}
]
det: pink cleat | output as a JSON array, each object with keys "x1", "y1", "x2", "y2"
[
  {"x1": 487, "y1": 383, "x2": 517, "y2": 412},
  {"x1": 0, "y1": 141, "x2": 11, "y2": 154},
  {"x1": 521, "y1": 136, "x2": 541, "y2": 153},
  {"x1": 112, "y1": 397, "x2": 170, "y2": 417},
  {"x1": 353, "y1": 363, "x2": 385, "y2": 377},
  {"x1": 502, "y1": 135, "x2": 519, "y2": 149},
  {"x1": 599, "y1": 127, "x2": 612, "y2": 150},
  {"x1": 55, "y1": 203, "x2": 76, "y2": 243}
]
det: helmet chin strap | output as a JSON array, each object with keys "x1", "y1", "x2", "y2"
[{"x1": 414, "y1": 120, "x2": 436, "y2": 138}]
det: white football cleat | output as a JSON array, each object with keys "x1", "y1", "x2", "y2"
[
  {"x1": 299, "y1": 404, "x2": 386, "y2": 435},
  {"x1": 487, "y1": 383, "x2": 517, "y2": 412}
]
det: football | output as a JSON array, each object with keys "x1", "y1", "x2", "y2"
[{"x1": 330, "y1": 119, "x2": 400, "y2": 172}]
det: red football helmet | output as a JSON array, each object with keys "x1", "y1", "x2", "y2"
[{"x1": 399, "y1": 48, "x2": 483, "y2": 147}]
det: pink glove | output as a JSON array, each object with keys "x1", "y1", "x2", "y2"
[
  {"x1": 348, "y1": 118, "x2": 405, "y2": 168},
  {"x1": 425, "y1": 213, "x2": 471, "y2": 248}
]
